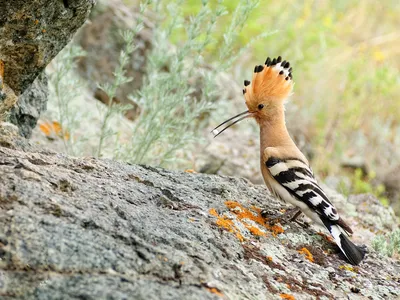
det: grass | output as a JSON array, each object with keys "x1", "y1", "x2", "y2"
[
  {"x1": 47, "y1": 45, "x2": 87, "y2": 155},
  {"x1": 372, "y1": 229, "x2": 400, "y2": 258},
  {"x1": 117, "y1": 0, "x2": 261, "y2": 166},
  {"x1": 45, "y1": 0, "x2": 261, "y2": 167}
]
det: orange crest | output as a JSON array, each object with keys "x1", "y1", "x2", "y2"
[{"x1": 243, "y1": 56, "x2": 294, "y2": 113}]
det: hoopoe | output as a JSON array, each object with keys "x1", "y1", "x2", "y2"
[{"x1": 212, "y1": 56, "x2": 365, "y2": 265}]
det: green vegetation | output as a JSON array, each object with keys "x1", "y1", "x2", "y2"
[
  {"x1": 49, "y1": 0, "x2": 261, "y2": 166},
  {"x1": 372, "y1": 229, "x2": 400, "y2": 258},
  {"x1": 339, "y1": 168, "x2": 389, "y2": 206},
  {"x1": 48, "y1": 45, "x2": 86, "y2": 156},
  {"x1": 47, "y1": 0, "x2": 399, "y2": 182},
  {"x1": 97, "y1": 5, "x2": 146, "y2": 158},
  {"x1": 180, "y1": 0, "x2": 399, "y2": 178}
]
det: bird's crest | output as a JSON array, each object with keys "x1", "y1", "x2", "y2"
[{"x1": 243, "y1": 56, "x2": 294, "y2": 109}]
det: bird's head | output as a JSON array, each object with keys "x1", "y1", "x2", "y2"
[{"x1": 212, "y1": 56, "x2": 294, "y2": 137}]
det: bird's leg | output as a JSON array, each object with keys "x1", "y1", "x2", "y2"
[
  {"x1": 290, "y1": 209, "x2": 302, "y2": 222},
  {"x1": 261, "y1": 207, "x2": 307, "y2": 226}
]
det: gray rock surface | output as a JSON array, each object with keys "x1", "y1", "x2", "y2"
[
  {"x1": 0, "y1": 130, "x2": 399, "y2": 299},
  {"x1": 0, "y1": 0, "x2": 95, "y2": 95},
  {"x1": 9, "y1": 73, "x2": 48, "y2": 138},
  {"x1": 0, "y1": 0, "x2": 94, "y2": 136}
]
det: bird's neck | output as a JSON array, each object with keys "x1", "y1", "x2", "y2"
[{"x1": 259, "y1": 106, "x2": 296, "y2": 151}]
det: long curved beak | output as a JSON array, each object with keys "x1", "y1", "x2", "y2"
[{"x1": 211, "y1": 110, "x2": 252, "y2": 138}]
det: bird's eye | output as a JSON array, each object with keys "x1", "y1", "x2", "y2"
[{"x1": 258, "y1": 104, "x2": 264, "y2": 110}]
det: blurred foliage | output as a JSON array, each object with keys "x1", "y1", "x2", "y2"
[
  {"x1": 372, "y1": 229, "x2": 400, "y2": 258},
  {"x1": 49, "y1": 0, "x2": 261, "y2": 166},
  {"x1": 48, "y1": 0, "x2": 399, "y2": 189},
  {"x1": 174, "y1": 0, "x2": 400, "y2": 177},
  {"x1": 48, "y1": 45, "x2": 87, "y2": 156},
  {"x1": 339, "y1": 168, "x2": 388, "y2": 206}
]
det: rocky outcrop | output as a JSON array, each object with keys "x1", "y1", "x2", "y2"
[
  {"x1": 0, "y1": 126, "x2": 398, "y2": 299},
  {"x1": 383, "y1": 165, "x2": 400, "y2": 215},
  {"x1": 0, "y1": 0, "x2": 95, "y2": 94},
  {"x1": 0, "y1": 0, "x2": 95, "y2": 136},
  {"x1": 9, "y1": 73, "x2": 48, "y2": 138}
]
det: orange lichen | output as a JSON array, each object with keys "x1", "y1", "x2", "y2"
[
  {"x1": 298, "y1": 247, "x2": 314, "y2": 262},
  {"x1": 209, "y1": 208, "x2": 218, "y2": 217},
  {"x1": 271, "y1": 224, "x2": 284, "y2": 236},
  {"x1": 245, "y1": 225, "x2": 265, "y2": 236},
  {"x1": 207, "y1": 287, "x2": 224, "y2": 297},
  {"x1": 42, "y1": 29, "x2": 46, "y2": 33},
  {"x1": 280, "y1": 294, "x2": 295, "y2": 300},
  {"x1": 225, "y1": 201, "x2": 266, "y2": 226},
  {"x1": 266, "y1": 256, "x2": 273, "y2": 261},
  {"x1": 39, "y1": 121, "x2": 70, "y2": 140},
  {"x1": 34, "y1": 19, "x2": 39, "y2": 25},
  {"x1": 210, "y1": 201, "x2": 285, "y2": 242},
  {"x1": 209, "y1": 207, "x2": 244, "y2": 242},
  {"x1": 184, "y1": 169, "x2": 196, "y2": 173}
]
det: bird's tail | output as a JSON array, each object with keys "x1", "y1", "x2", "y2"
[{"x1": 322, "y1": 220, "x2": 366, "y2": 265}]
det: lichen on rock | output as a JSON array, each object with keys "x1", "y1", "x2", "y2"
[
  {"x1": 0, "y1": 0, "x2": 95, "y2": 135},
  {"x1": 0, "y1": 133, "x2": 398, "y2": 299}
]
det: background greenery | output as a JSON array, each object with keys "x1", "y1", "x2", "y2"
[
  {"x1": 178, "y1": 0, "x2": 400, "y2": 174},
  {"x1": 40, "y1": 0, "x2": 399, "y2": 217},
  {"x1": 175, "y1": 0, "x2": 400, "y2": 203}
]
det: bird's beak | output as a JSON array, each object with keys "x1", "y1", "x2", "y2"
[{"x1": 211, "y1": 110, "x2": 252, "y2": 138}]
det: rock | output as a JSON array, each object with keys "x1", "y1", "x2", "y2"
[
  {"x1": 9, "y1": 73, "x2": 48, "y2": 138},
  {"x1": 383, "y1": 165, "x2": 400, "y2": 216},
  {"x1": 0, "y1": 0, "x2": 95, "y2": 95},
  {"x1": 0, "y1": 135, "x2": 399, "y2": 299},
  {"x1": 341, "y1": 156, "x2": 369, "y2": 175},
  {"x1": 0, "y1": 122, "x2": 19, "y2": 148},
  {"x1": 0, "y1": 0, "x2": 95, "y2": 136},
  {"x1": 197, "y1": 129, "x2": 264, "y2": 184},
  {"x1": 0, "y1": 122, "x2": 43, "y2": 152},
  {"x1": 0, "y1": 83, "x2": 18, "y2": 122}
]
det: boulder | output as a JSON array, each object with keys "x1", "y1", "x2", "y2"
[
  {"x1": 9, "y1": 73, "x2": 48, "y2": 137},
  {"x1": 0, "y1": 129, "x2": 398, "y2": 299},
  {"x1": 0, "y1": 0, "x2": 95, "y2": 135}
]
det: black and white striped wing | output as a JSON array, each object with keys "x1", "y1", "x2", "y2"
[{"x1": 266, "y1": 157, "x2": 339, "y2": 222}]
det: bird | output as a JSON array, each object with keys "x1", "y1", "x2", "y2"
[{"x1": 212, "y1": 56, "x2": 365, "y2": 265}]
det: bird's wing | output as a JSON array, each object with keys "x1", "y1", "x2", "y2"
[{"x1": 265, "y1": 157, "x2": 339, "y2": 222}]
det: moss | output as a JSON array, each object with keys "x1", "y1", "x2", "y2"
[
  {"x1": 372, "y1": 229, "x2": 400, "y2": 258},
  {"x1": 50, "y1": 204, "x2": 63, "y2": 217}
]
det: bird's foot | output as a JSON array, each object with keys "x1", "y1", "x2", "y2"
[
  {"x1": 261, "y1": 207, "x2": 303, "y2": 226},
  {"x1": 317, "y1": 231, "x2": 335, "y2": 244}
]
